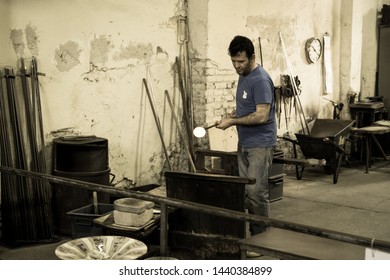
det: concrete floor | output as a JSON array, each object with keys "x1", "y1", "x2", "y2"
[
  {"x1": 0, "y1": 158, "x2": 389, "y2": 259},
  {"x1": 270, "y1": 159, "x2": 390, "y2": 243}
]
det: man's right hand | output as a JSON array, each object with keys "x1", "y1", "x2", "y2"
[{"x1": 216, "y1": 118, "x2": 235, "y2": 130}]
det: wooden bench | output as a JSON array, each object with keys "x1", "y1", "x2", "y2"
[{"x1": 238, "y1": 227, "x2": 366, "y2": 260}]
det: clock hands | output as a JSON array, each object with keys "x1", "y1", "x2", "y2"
[{"x1": 310, "y1": 45, "x2": 321, "y2": 55}]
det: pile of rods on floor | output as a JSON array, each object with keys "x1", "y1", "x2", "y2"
[{"x1": 0, "y1": 57, "x2": 54, "y2": 245}]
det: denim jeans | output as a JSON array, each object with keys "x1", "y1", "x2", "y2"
[{"x1": 237, "y1": 145, "x2": 274, "y2": 234}]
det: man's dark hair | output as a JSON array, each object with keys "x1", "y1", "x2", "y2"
[{"x1": 228, "y1": 35, "x2": 255, "y2": 59}]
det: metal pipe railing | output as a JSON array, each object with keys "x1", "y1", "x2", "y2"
[{"x1": 1, "y1": 165, "x2": 390, "y2": 255}]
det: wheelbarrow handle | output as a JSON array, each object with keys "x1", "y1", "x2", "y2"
[
  {"x1": 278, "y1": 136, "x2": 298, "y2": 145},
  {"x1": 322, "y1": 137, "x2": 346, "y2": 154}
]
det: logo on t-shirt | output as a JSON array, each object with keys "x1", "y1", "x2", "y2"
[{"x1": 242, "y1": 90, "x2": 248, "y2": 99}]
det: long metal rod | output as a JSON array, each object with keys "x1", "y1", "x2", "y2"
[
  {"x1": 258, "y1": 37, "x2": 263, "y2": 67},
  {"x1": 142, "y1": 79, "x2": 172, "y2": 170},
  {"x1": 2, "y1": 63, "x2": 53, "y2": 241},
  {"x1": 4, "y1": 67, "x2": 28, "y2": 169},
  {"x1": 0, "y1": 69, "x2": 19, "y2": 241},
  {"x1": 279, "y1": 32, "x2": 310, "y2": 135},
  {"x1": 4, "y1": 67, "x2": 32, "y2": 240},
  {"x1": 31, "y1": 57, "x2": 47, "y2": 165},
  {"x1": 30, "y1": 58, "x2": 54, "y2": 237},
  {"x1": 164, "y1": 90, "x2": 196, "y2": 172},
  {"x1": 2, "y1": 165, "x2": 390, "y2": 253},
  {"x1": 20, "y1": 58, "x2": 40, "y2": 238},
  {"x1": 175, "y1": 57, "x2": 193, "y2": 158}
]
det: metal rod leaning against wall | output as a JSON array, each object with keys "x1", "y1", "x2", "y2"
[
  {"x1": 1, "y1": 165, "x2": 390, "y2": 255},
  {"x1": 279, "y1": 32, "x2": 310, "y2": 135},
  {"x1": 142, "y1": 78, "x2": 172, "y2": 171},
  {"x1": 164, "y1": 90, "x2": 197, "y2": 172}
]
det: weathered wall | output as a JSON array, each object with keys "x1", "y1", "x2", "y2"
[
  {"x1": 0, "y1": 0, "x2": 184, "y2": 186},
  {"x1": 340, "y1": 0, "x2": 382, "y2": 119},
  {"x1": 360, "y1": 0, "x2": 379, "y2": 99},
  {"x1": 0, "y1": 0, "x2": 388, "y2": 185},
  {"x1": 0, "y1": 1, "x2": 12, "y2": 61},
  {"x1": 361, "y1": 0, "x2": 390, "y2": 99}
]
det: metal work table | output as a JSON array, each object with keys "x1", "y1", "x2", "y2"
[{"x1": 349, "y1": 102, "x2": 385, "y2": 127}]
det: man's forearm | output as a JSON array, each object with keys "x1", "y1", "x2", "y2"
[
  {"x1": 231, "y1": 111, "x2": 269, "y2": 126},
  {"x1": 217, "y1": 104, "x2": 270, "y2": 130}
]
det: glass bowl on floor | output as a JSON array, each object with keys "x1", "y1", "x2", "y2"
[{"x1": 55, "y1": 235, "x2": 147, "y2": 260}]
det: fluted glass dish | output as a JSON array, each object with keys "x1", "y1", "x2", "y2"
[{"x1": 55, "y1": 235, "x2": 147, "y2": 260}]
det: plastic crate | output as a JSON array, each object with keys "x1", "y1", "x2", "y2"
[
  {"x1": 67, "y1": 203, "x2": 113, "y2": 238},
  {"x1": 269, "y1": 175, "x2": 284, "y2": 202}
]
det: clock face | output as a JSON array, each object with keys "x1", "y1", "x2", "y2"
[{"x1": 305, "y1": 38, "x2": 322, "y2": 63}]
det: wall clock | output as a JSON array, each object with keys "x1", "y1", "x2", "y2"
[{"x1": 305, "y1": 37, "x2": 322, "y2": 63}]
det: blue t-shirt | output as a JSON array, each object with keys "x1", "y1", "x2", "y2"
[{"x1": 236, "y1": 65, "x2": 277, "y2": 148}]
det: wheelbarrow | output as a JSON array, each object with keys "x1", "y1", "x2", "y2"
[{"x1": 281, "y1": 119, "x2": 355, "y2": 184}]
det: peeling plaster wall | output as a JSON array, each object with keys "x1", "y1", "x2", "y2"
[
  {"x1": 0, "y1": 0, "x2": 386, "y2": 185},
  {"x1": 360, "y1": 2, "x2": 379, "y2": 99},
  {"x1": 1, "y1": 0, "x2": 183, "y2": 186},
  {"x1": 0, "y1": 1, "x2": 13, "y2": 63}
]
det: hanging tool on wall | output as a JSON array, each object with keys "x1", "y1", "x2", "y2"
[
  {"x1": 281, "y1": 74, "x2": 301, "y2": 98},
  {"x1": 323, "y1": 97, "x2": 344, "y2": 119},
  {"x1": 278, "y1": 74, "x2": 302, "y2": 131},
  {"x1": 274, "y1": 86, "x2": 282, "y2": 129}
]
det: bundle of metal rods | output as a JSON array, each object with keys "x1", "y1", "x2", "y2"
[{"x1": 0, "y1": 57, "x2": 54, "y2": 245}]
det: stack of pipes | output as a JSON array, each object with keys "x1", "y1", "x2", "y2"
[
  {"x1": 0, "y1": 57, "x2": 54, "y2": 245},
  {"x1": 176, "y1": 5, "x2": 195, "y2": 168}
]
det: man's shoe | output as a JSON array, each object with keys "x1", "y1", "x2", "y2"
[{"x1": 246, "y1": 251, "x2": 262, "y2": 258}]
